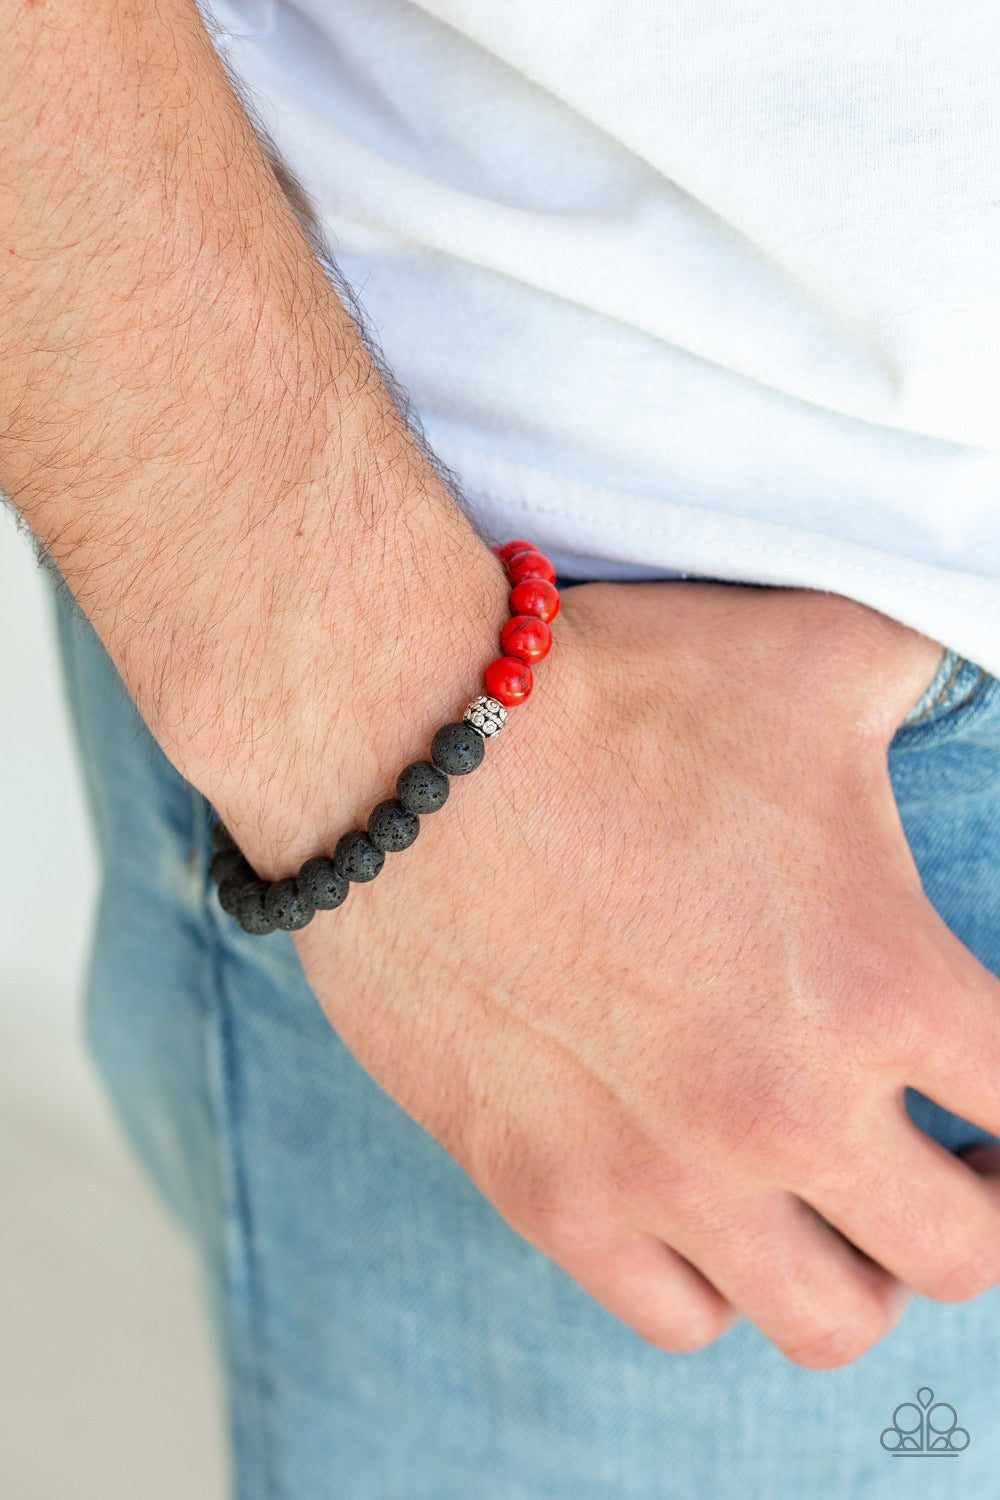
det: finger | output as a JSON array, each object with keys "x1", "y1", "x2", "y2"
[
  {"x1": 548, "y1": 1226, "x2": 738, "y2": 1354},
  {"x1": 650, "y1": 1185, "x2": 911, "y2": 1369},
  {"x1": 797, "y1": 1109, "x2": 1000, "y2": 1306}
]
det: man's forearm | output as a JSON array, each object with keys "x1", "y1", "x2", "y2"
[
  {"x1": 0, "y1": 0, "x2": 506, "y2": 867},
  {"x1": 1, "y1": 0, "x2": 357, "y2": 538}
]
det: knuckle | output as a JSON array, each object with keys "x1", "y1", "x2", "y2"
[
  {"x1": 707, "y1": 1067, "x2": 821, "y2": 1177},
  {"x1": 694, "y1": 1068, "x2": 770, "y2": 1156},
  {"x1": 483, "y1": 1137, "x2": 581, "y2": 1248},
  {"x1": 927, "y1": 1244, "x2": 1000, "y2": 1304},
  {"x1": 508, "y1": 1185, "x2": 599, "y2": 1260},
  {"x1": 643, "y1": 1304, "x2": 734, "y2": 1355},
  {"x1": 784, "y1": 1301, "x2": 888, "y2": 1370},
  {"x1": 530, "y1": 1205, "x2": 580, "y2": 1256},
  {"x1": 691, "y1": 1028, "x2": 852, "y2": 1171}
]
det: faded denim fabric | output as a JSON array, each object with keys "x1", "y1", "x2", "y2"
[{"x1": 54, "y1": 589, "x2": 1000, "y2": 1499}]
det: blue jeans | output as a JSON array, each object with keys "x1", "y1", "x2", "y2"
[{"x1": 55, "y1": 586, "x2": 1000, "y2": 1498}]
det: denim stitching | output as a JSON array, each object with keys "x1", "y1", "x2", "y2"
[
  {"x1": 906, "y1": 654, "x2": 965, "y2": 726},
  {"x1": 893, "y1": 668, "x2": 998, "y2": 750},
  {"x1": 946, "y1": 667, "x2": 988, "y2": 719},
  {"x1": 198, "y1": 793, "x2": 279, "y2": 1500}
]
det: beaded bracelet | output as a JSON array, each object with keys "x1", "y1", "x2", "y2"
[{"x1": 208, "y1": 541, "x2": 561, "y2": 935}]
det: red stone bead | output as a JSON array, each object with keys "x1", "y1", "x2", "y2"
[
  {"x1": 504, "y1": 545, "x2": 541, "y2": 571},
  {"x1": 509, "y1": 577, "x2": 560, "y2": 623},
  {"x1": 500, "y1": 614, "x2": 552, "y2": 665},
  {"x1": 495, "y1": 538, "x2": 534, "y2": 563},
  {"x1": 484, "y1": 655, "x2": 533, "y2": 706},
  {"x1": 506, "y1": 549, "x2": 557, "y2": 586}
]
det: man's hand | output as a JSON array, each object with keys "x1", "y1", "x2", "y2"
[
  {"x1": 6, "y1": 0, "x2": 1000, "y2": 1374},
  {"x1": 290, "y1": 581, "x2": 1000, "y2": 1368}
]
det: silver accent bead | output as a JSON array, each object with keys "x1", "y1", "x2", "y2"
[{"x1": 463, "y1": 695, "x2": 508, "y2": 738}]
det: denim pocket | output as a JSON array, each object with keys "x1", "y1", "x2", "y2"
[{"x1": 894, "y1": 648, "x2": 998, "y2": 745}]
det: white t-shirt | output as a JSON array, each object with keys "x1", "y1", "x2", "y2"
[{"x1": 205, "y1": 0, "x2": 1000, "y2": 675}]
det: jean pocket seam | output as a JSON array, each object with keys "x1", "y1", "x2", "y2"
[
  {"x1": 894, "y1": 665, "x2": 997, "y2": 750},
  {"x1": 906, "y1": 653, "x2": 966, "y2": 726}
]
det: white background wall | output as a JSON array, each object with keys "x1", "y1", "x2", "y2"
[{"x1": 0, "y1": 508, "x2": 226, "y2": 1499}]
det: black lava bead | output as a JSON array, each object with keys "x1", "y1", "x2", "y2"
[
  {"x1": 430, "y1": 722, "x2": 485, "y2": 776},
  {"x1": 264, "y1": 877, "x2": 315, "y2": 932},
  {"x1": 237, "y1": 879, "x2": 279, "y2": 935},
  {"x1": 209, "y1": 847, "x2": 251, "y2": 886},
  {"x1": 217, "y1": 875, "x2": 248, "y2": 919},
  {"x1": 367, "y1": 798, "x2": 420, "y2": 852},
  {"x1": 297, "y1": 856, "x2": 349, "y2": 911},
  {"x1": 210, "y1": 819, "x2": 236, "y2": 853},
  {"x1": 333, "y1": 830, "x2": 386, "y2": 883},
  {"x1": 396, "y1": 759, "x2": 450, "y2": 815}
]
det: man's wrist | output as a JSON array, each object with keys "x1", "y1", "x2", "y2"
[
  {"x1": 0, "y1": 0, "x2": 513, "y2": 872},
  {"x1": 200, "y1": 478, "x2": 511, "y2": 881}
]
